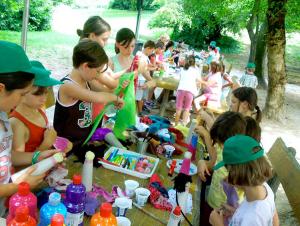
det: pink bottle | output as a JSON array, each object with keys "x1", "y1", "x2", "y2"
[{"x1": 7, "y1": 182, "x2": 38, "y2": 224}]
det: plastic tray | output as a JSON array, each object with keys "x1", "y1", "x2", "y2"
[{"x1": 98, "y1": 147, "x2": 160, "y2": 179}]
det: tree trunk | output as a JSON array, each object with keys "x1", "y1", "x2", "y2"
[
  {"x1": 264, "y1": 0, "x2": 287, "y2": 120},
  {"x1": 254, "y1": 20, "x2": 267, "y2": 88}
]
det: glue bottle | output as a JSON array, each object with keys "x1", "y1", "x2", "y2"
[
  {"x1": 167, "y1": 206, "x2": 182, "y2": 226},
  {"x1": 91, "y1": 203, "x2": 117, "y2": 226},
  {"x1": 49, "y1": 214, "x2": 65, "y2": 226},
  {"x1": 8, "y1": 206, "x2": 36, "y2": 226},
  {"x1": 82, "y1": 151, "x2": 95, "y2": 192}
]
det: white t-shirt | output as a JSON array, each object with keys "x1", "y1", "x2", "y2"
[
  {"x1": 229, "y1": 183, "x2": 275, "y2": 226},
  {"x1": 240, "y1": 73, "x2": 258, "y2": 88},
  {"x1": 136, "y1": 51, "x2": 150, "y2": 83},
  {"x1": 177, "y1": 66, "x2": 201, "y2": 96}
]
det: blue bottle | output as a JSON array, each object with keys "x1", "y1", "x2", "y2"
[
  {"x1": 39, "y1": 192, "x2": 67, "y2": 226},
  {"x1": 64, "y1": 174, "x2": 86, "y2": 226}
]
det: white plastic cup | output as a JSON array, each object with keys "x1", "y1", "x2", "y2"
[
  {"x1": 164, "y1": 145, "x2": 175, "y2": 158},
  {"x1": 117, "y1": 217, "x2": 131, "y2": 226},
  {"x1": 135, "y1": 188, "x2": 150, "y2": 207},
  {"x1": 124, "y1": 180, "x2": 139, "y2": 198},
  {"x1": 114, "y1": 197, "x2": 131, "y2": 217}
]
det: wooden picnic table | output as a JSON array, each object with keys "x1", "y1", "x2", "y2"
[{"x1": 66, "y1": 148, "x2": 201, "y2": 226}]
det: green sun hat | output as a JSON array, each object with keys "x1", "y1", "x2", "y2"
[
  {"x1": 0, "y1": 41, "x2": 49, "y2": 78},
  {"x1": 209, "y1": 41, "x2": 217, "y2": 47},
  {"x1": 246, "y1": 62, "x2": 256, "y2": 69},
  {"x1": 213, "y1": 135, "x2": 264, "y2": 170},
  {"x1": 30, "y1": 61, "x2": 62, "y2": 87}
]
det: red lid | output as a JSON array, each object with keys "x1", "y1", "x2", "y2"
[
  {"x1": 15, "y1": 206, "x2": 29, "y2": 222},
  {"x1": 18, "y1": 182, "x2": 30, "y2": 196},
  {"x1": 51, "y1": 214, "x2": 64, "y2": 226},
  {"x1": 100, "y1": 203, "x2": 112, "y2": 218},
  {"x1": 171, "y1": 160, "x2": 177, "y2": 165},
  {"x1": 73, "y1": 174, "x2": 81, "y2": 185},
  {"x1": 173, "y1": 206, "x2": 181, "y2": 216}
]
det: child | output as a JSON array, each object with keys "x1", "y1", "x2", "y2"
[
  {"x1": 220, "y1": 63, "x2": 233, "y2": 107},
  {"x1": 205, "y1": 41, "x2": 217, "y2": 65},
  {"x1": 239, "y1": 62, "x2": 258, "y2": 88},
  {"x1": 0, "y1": 41, "x2": 62, "y2": 216},
  {"x1": 10, "y1": 61, "x2": 72, "y2": 153},
  {"x1": 164, "y1": 41, "x2": 175, "y2": 59},
  {"x1": 194, "y1": 61, "x2": 223, "y2": 111},
  {"x1": 209, "y1": 135, "x2": 276, "y2": 226},
  {"x1": 53, "y1": 39, "x2": 124, "y2": 160},
  {"x1": 135, "y1": 40, "x2": 156, "y2": 114},
  {"x1": 175, "y1": 55, "x2": 201, "y2": 125}
]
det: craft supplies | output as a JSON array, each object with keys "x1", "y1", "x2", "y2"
[
  {"x1": 8, "y1": 206, "x2": 36, "y2": 226},
  {"x1": 50, "y1": 214, "x2": 65, "y2": 226},
  {"x1": 82, "y1": 151, "x2": 95, "y2": 192},
  {"x1": 168, "y1": 160, "x2": 177, "y2": 177},
  {"x1": 135, "y1": 188, "x2": 151, "y2": 207},
  {"x1": 167, "y1": 206, "x2": 182, "y2": 226},
  {"x1": 164, "y1": 145, "x2": 175, "y2": 158},
  {"x1": 124, "y1": 180, "x2": 139, "y2": 198},
  {"x1": 166, "y1": 159, "x2": 197, "y2": 176},
  {"x1": 91, "y1": 203, "x2": 117, "y2": 226},
  {"x1": 113, "y1": 197, "x2": 132, "y2": 217}
]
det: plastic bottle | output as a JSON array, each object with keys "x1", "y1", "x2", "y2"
[
  {"x1": 185, "y1": 119, "x2": 197, "y2": 144},
  {"x1": 168, "y1": 160, "x2": 177, "y2": 177},
  {"x1": 64, "y1": 174, "x2": 86, "y2": 226},
  {"x1": 11, "y1": 153, "x2": 64, "y2": 183},
  {"x1": 167, "y1": 206, "x2": 182, "y2": 226},
  {"x1": 188, "y1": 134, "x2": 198, "y2": 161},
  {"x1": 7, "y1": 182, "x2": 38, "y2": 223},
  {"x1": 8, "y1": 206, "x2": 37, "y2": 226},
  {"x1": 39, "y1": 192, "x2": 67, "y2": 226},
  {"x1": 49, "y1": 214, "x2": 65, "y2": 226},
  {"x1": 82, "y1": 151, "x2": 95, "y2": 192},
  {"x1": 91, "y1": 203, "x2": 117, "y2": 226}
]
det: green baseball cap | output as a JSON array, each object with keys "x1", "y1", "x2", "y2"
[
  {"x1": 210, "y1": 41, "x2": 217, "y2": 47},
  {"x1": 0, "y1": 41, "x2": 49, "y2": 78},
  {"x1": 30, "y1": 61, "x2": 62, "y2": 87},
  {"x1": 214, "y1": 135, "x2": 264, "y2": 170},
  {"x1": 247, "y1": 62, "x2": 256, "y2": 69}
]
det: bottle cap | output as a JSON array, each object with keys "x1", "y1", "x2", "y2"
[
  {"x1": 173, "y1": 206, "x2": 181, "y2": 216},
  {"x1": 18, "y1": 182, "x2": 30, "y2": 196},
  {"x1": 171, "y1": 160, "x2": 177, "y2": 166},
  {"x1": 100, "y1": 203, "x2": 112, "y2": 218},
  {"x1": 73, "y1": 174, "x2": 81, "y2": 185},
  {"x1": 15, "y1": 206, "x2": 29, "y2": 222},
  {"x1": 49, "y1": 192, "x2": 61, "y2": 206},
  {"x1": 53, "y1": 153, "x2": 64, "y2": 163},
  {"x1": 51, "y1": 214, "x2": 64, "y2": 226},
  {"x1": 85, "y1": 151, "x2": 95, "y2": 161}
]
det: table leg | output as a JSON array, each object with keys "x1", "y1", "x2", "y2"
[{"x1": 160, "y1": 89, "x2": 170, "y2": 116}]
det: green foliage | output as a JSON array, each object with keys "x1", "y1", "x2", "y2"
[
  {"x1": 52, "y1": 0, "x2": 74, "y2": 6},
  {"x1": 109, "y1": 0, "x2": 159, "y2": 10},
  {"x1": 216, "y1": 35, "x2": 243, "y2": 54},
  {"x1": 0, "y1": 0, "x2": 53, "y2": 31}
]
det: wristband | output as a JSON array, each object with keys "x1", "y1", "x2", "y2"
[{"x1": 32, "y1": 151, "x2": 41, "y2": 165}]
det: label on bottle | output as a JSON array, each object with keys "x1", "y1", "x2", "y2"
[{"x1": 65, "y1": 212, "x2": 84, "y2": 226}]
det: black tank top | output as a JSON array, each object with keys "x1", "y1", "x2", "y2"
[{"x1": 54, "y1": 76, "x2": 92, "y2": 146}]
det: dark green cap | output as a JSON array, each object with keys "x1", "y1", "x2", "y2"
[{"x1": 247, "y1": 62, "x2": 256, "y2": 69}]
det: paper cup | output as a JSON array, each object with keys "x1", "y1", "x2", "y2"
[
  {"x1": 135, "y1": 188, "x2": 150, "y2": 207},
  {"x1": 124, "y1": 180, "x2": 139, "y2": 198},
  {"x1": 114, "y1": 197, "x2": 132, "y2": 217},
  {"x1": 53, "y1": 136, "x2": 68, "y2": 151},
  {"x1": 117, "y1": 217, "x2": 131, "y2": 226},
  {"x1": 164, "y1": 145, "x2": 175, "y2": 158}
]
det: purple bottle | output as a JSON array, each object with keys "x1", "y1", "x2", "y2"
[{"x1": 64, "y1": 174, "x2": 86, "y2": 226}]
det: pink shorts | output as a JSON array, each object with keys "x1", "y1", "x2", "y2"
[{"x1": 176, "y1": 90, "x2": 194, "y2": 111}]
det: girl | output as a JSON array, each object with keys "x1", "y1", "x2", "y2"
[
  {"x1": 0, "y1": 41, "x2": 62, "y2": 216},
  {"x1": 110, "y1": 28, "x2": 136, "y2": 73},
  {"x1": 53, "y1": 39, "x2": 124, "y2": 161},
  {"x1": 10, "y1": 61, "x2": 72, "y2": 153},
  {"x1": 220, "y1": 63, "x2": 233, "y2": 107},
  {"x1": 209, "y1": 135, "x2": 277, "y2": 226},
  {"x1": 194, "y1": 61, "x2": 223, "y2": 111},
  {"x1": 164, "y1": 40, "x2": 175, "y2": 59},
  {"x1": 175, "y1": 55, "x2": 201, "y2": 125}
]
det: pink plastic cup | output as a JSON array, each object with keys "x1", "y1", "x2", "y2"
[{"x1": 53, "y1": 137, "x2": 68, "y2": 151}]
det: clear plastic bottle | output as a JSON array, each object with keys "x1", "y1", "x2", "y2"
[
  {"x1": 8, "y1": 206, "x2": 37, "y2": 226},
  {"x1": 91, "y1": 203, "x2": 117, "y2": 226}
]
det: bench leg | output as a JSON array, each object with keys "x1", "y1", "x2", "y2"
[{"x1": 160, "y1": 89, "x2": 170, "y2": 116}]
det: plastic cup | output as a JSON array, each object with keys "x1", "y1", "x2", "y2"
[
  {"x1": 114, "y1": 197, "x2": 131, "y2": 217},
  {"x1": 53, "y1": 136, "x2": 68, "y2": 151},
  {"x1": 124, "y1": 180, "x2": 139, "y2": 198},
  {"x1": 135, "y1": 188, "x2": 150, "y2": 207},
  {"x1": 117, "y1": 217, "x2": 131, "y2": 226},
  {"x1": 164, "y1": 145, "x2": 175, "y2": 158},
  {"x1": 137, "y1": 138, "x2": 148, "y2": 154}
]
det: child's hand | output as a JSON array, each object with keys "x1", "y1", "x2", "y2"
[
  {"x1": 63, "y1": 140, "x2": 73, "y2": 153},
  {"x1": 42, "y1": 127, "x2": 57, "y2": 148},
  {"x1": 121, "y1": 80, "x2": 130, "y2": 89},
  {"x1": 14, "y1": 166, "x2": 45, "y2": 189},
  {"x1": 38, "y1": 149, "x2": 66, "y2": 162},
  {"x1": 197, "y1": 160, "x2": 211, "y2": 182},
  {"x1": 221, "y1": 204, "x2": 236, "y2": 217},
  {"x1": 114, "y1": 97, "x2": 125, "y2": 109},
  {"x1": 209, "y1": 209, "x2": 225, "y2": 226}
]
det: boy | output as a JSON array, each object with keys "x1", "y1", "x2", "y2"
[{"x1": 240, "y1": 62, "x2": 258, "y2": 88}]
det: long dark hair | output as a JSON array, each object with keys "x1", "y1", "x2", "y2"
[
  {"x1": 165, "y1": 40, "x2": 174, "y2": 51},
  {"x1": 184, "y1": 55, "x2": 196, "y2": 70},
  {"x1": 232, "y1": 87, "x2": 262, "y2": 122},
  {"x1": 0, "y1": 72, "x2": 34, "y2": 91},
  {"x1": 115, "y1": 28, "x2": 135, "y2": 54},
  {"x1": 77, "y1": 16, "x2": 111, "y2": 40}
]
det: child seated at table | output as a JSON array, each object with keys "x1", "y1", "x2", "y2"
[
  {"x1": 175, "y1": 55, "x2": 201, "y2": 125},
  {"x1": 53, "y1": 39, "x2": 124, "y2": 161},
  {"x1": 240, "y1": 62, "x2": 258, "y2": 88},
  {"x1": 10, "y1": 61, "x2": 72, "y2": 153}
]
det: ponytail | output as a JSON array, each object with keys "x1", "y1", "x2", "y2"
[
  {"x1": 115, "y1": 44, "x2": 120, "y2": 54},
  {"x1": 255, "y1": 106, "x2": 262, "y2": 123}
]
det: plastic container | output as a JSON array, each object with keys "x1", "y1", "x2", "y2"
[
  {"x1": 185, "y1": 119, "x2": 198, "y2": 144},
  {"x1": 91, "y1": 203, "x2": 117, "y2": 226},
  {"x1": 189, "y1": 134, "x2": 198, "y2": 161},
  {"x1": 11, "y1": 153, "x2": 64, "y2": 183},
  {"x1": 8, "y1": 206, "x2": 36, "y2": 226},
  {"x1": 82, "y1": 151, "x2": 95, "y2": 192},
  {"x1": 167, "y1": 206, "x2": 182, "y2": 226},
  {"x1": 124, "y1": 180, "x2": 139, "y2": 198},
  {"x1": 64, "y1": 175, "x2": 86, "y2": 226},
  {"x1": 136, "y1": 138, "x2": 148, "y2": 154},
  {"x1": 49, "y1": 214, "x2": 65, "y2": 226},
  {"x1": 7, "y1": 182, "x2": 38, "y2": 223},
  {"x1": 116, "y1": 217, "x2": 131, "y2": 226},
  {"x1": 39, "y1": 192, "x2": 67, "y2": 226},
  {"x1": 53, "y1": 137, "x2": 68, "y2": 151},
  {"x1": 135, "y1": 188, "x2": 150, "y2": 207},
  {"x1": 99, "y1": 147, "x2": 159, "y2": 179}
]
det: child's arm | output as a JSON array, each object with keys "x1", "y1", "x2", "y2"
[
  {"x1": 88, "y1": 79, "x2": 114, "y2": 93},
  {"x1": 37, "y1": 127, "x2": 57, "y2": 150},
  {"x1": 9, "y1": 118, "x2": 28, "y2": 152},
  {"x1": 138, "y1": 58, "x2": 152, "y2": 81},
  {"x1": 222, "y1": 74, "x2": 233, "y2": 89},
  {"x1": 209, "y1": 209, "x2": 225, "y2": 226}
]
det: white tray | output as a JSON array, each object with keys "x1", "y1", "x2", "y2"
[{"x1": 98, "y1": 147, "x2": 159, "y2": 179}]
